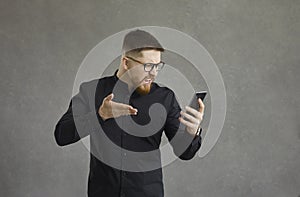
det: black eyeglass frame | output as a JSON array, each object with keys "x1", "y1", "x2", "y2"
[{"x1": 125, "y1": 56, "x2": 165, "y2": 72}]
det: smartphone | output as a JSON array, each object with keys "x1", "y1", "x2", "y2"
[{"x1": 189, "y1": 91, "x2": 207, "y2": 109}]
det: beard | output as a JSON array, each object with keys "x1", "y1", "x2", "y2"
[{"x1": 135, "y1": 83, "x2": 152, "y2": 95}]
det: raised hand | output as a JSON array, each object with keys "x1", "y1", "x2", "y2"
[
  {"x1": 179, "y1": 98, "x2": 205, "y2": 136},
  {"x1": 98, "y1": 93, "x2": 138, "y2": 121}
]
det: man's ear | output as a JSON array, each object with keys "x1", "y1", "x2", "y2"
[{"x1": 122, "y1": 57, "x2": 129, "y2": 70}]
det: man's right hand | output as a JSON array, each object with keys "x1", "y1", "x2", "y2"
[{"x1": 98, "y1": 93, "x2": 138, "y2": 121}]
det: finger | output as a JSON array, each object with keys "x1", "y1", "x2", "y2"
[
  {"x1": 126, "y1": 105, "x2": 138, "y2": 115},
  {"x1": 114, "y1": 102, "x2": 137, "y2": 111},
  {"x1": 128, "y1": 107, "x2": 138, "y2": 115},
  {"x1": 180, "y1": 111, "x2": 200, "y2": 125},
  {"x1": 105, "y1": 93, "x2": 114, "y2": 102},
  {"x1": 127, "y1": 106, "x2": 138, "y2": 114},
  {"x1": 119, "y1": 108, "x2": 138, "y2": 116},
  {"x1": 112, "y1": 102, "x2": 138, "y2": 115},
  {"x1": 179, "y1": 117, "x2": 199, "y2": 129},
  {"x1": 197, "y1": 98, "x2": 205, "y2": 113},
  {"x1": 185, "y1": 106, "x2": 203, "y2": 119}
]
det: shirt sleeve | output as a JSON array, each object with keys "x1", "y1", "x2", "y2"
[
  {"x1": 163, "y1": 91, "x2": 202, "y2": 160},
  {"x1": 54, "y1": 81, "x2": 101, "y2": 146}
]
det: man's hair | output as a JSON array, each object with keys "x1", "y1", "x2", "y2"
[{"x1": 122, "y1": 29, "x2": 164, "y2": 57}]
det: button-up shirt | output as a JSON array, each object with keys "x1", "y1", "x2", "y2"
[{"x1": 54, "y1": 71, "x2": 202, "y2": 197}]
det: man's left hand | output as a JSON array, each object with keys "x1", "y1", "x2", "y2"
[{"x1": 179, "y1": 98, "x2": 205, "y2": 136}]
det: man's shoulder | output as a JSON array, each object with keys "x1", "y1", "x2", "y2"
[
  {"x1": 77, "y1": 75, "x2": 115, "y2": 94},
  {"x1": 80, "y1": 75, "x2": 115, "y2": 87}
]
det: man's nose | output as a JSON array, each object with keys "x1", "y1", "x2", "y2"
[{"x1": 149, "y1": 67, "x2": 158, "y2": 76}]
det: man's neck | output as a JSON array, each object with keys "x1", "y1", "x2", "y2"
[{"x1": 116, "y1": 69, "x2": 134, "y2": 91}]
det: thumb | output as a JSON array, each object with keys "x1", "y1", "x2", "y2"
[{"x1": 106, "y1": 93, "x2": 114, "y2": 101}]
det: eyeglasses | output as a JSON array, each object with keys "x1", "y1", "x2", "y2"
[{"x1": 125, "y1": 56, "x2": 165, "y2": 72}]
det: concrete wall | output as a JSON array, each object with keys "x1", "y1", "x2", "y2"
[{"x1": 1, "y1": 0, "x2": 299, "y2": 196}]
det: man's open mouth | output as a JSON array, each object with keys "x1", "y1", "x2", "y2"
[{"x1": 144, "y1": 79, "x2": 152, "y2": 84}]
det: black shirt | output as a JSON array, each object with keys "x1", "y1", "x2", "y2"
[{"x1": 54, "y1": 71, "x2": 202, "y2": 197}]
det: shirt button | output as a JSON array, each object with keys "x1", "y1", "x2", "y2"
[
  {"x1": 123, "y1": 152, "x2": 127, "y2": 156},
  {"x1": 123, "y1": 171, "x2": 126, "y2": 176}
]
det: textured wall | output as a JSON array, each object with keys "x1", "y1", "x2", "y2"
[{"x1": 1, "y1": 0, "x2": 299, "y2": 196}]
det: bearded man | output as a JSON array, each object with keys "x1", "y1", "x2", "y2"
[{"x1": 54, "y1": 29, "x2": 205, "y2": 197}]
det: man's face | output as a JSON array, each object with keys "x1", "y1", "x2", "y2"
[{"x1": 126, "y1": 50, "x2": 161, "y2": 95}]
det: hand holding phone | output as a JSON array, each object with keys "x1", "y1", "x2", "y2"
[{"x1": 180, "y1": 91, "x2": 207, "y2": 136}]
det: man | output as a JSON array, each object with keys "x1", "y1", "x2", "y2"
[{"x1": 54, "y1": 29, "x2": 205, "y2": 197}]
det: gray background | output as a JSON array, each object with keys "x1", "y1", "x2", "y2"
[{"x1": 1, "y1": 0, "x2": 299, "y2": 196}]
